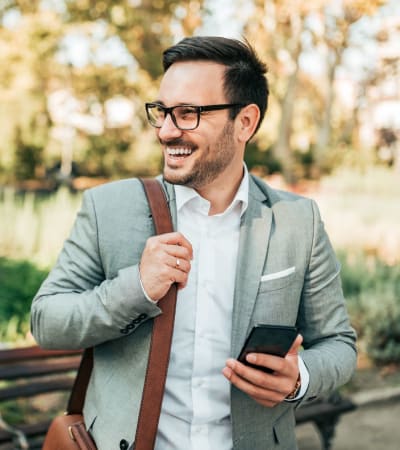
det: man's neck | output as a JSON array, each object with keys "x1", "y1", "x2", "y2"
[{"x1": 196, "y1": 167, "x2": 245, "y2": 216}]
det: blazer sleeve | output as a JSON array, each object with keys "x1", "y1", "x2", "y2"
[
  {"x1": 30, "y1": 189, "x2": 161, "y2": 350},
  {"x1": 298, "y1": 199, "x2": 357, "y2": 401}
]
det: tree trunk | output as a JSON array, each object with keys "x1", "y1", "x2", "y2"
[
  {"x1": 273, "y1": 64, "x2": 299, "y2": 184},
  {"x1": 314, "y1": 49, "x2": 338, "y2": 172}
]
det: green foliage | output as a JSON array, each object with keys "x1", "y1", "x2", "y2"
[
  {"x1": 244, "y1": 142, "x2": 281, "y2": 175},
  {"x1": 0, "y1": 257, "x2": 48, "y2": 338},
  {"x1": 0, "y1": 0, "x2": 395, "y2": 181},
  {"x1": 64, "y1": 0, "x2": 204, "y2": 79},
  {"x1": 0, "y1": 0, "x2": 204, "y2": 182},
  {"x1": 0, "y1": 187, "x2": 81, "y2": 267},
  {"x1": 1, "y1": 392, "x2": 69, "y2": 428},
  {"x1": 363, "y1": 289, "x2": 400, "y2": 366},
  {"x1": 14, "y1": 140, "x2": 44, "y2": 180},
  {"x1": 339, "y1": 251, "x2": 400, "y2": 366}
]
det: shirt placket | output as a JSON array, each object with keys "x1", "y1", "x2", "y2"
[{"x1": 190, "y1": 213, "x2": 214, "y2": 449}]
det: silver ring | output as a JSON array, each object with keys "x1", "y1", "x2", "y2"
[{"x1": 176, "y1": 258, "x2": 180, "y2": 269}]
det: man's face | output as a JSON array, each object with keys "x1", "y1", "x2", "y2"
[{"x1": 155, "y1": 61, "x2": 243, "y2": 190}]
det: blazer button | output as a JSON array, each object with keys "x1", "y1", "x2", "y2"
[{"x1": 119, "y1": 439, "x2": 129, "y2": 450}]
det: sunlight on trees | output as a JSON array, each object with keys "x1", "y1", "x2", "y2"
[{"x1": 0, "y1": 0, "x2": 398, "y2": 185}]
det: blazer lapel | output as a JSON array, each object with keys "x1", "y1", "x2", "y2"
[{"x1": 231, "y1": 178, "x2": 272, "y2": 358}]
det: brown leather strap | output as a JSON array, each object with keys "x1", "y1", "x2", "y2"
[
  {"x1": 70, "y1": 420, "x2": 97, "y2": 450},
  {"x1": 66, "y1": 178, "x2": 176, "y2": 450},
  {"x1": 134, "y1": 178, "x2": 177, "y2": 450},
  {"x1": 67, "y1": 348, "x2": 93, "y2": 414},
  {"x1": 140, "y1": 178, "x2": 174, "y2": 234}
]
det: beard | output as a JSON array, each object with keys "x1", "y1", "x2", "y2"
[{"x1": 162, "y1": 121, "x2": 236, "y2": 189}]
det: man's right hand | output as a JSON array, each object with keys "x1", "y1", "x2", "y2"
[{"x1": 139, "y1": 232, "x2": 193, "y2": 301}]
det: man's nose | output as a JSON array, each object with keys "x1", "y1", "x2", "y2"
[{"x1": 157, "y1": 114, "x2": 183, "y2": 141}]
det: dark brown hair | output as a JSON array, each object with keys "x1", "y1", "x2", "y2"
[{"x1": 163, "y1": 36, "x2": 269, "y2": 134}]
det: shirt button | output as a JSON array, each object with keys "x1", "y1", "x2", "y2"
[{"x1": 194, "y1": 378, "x2": 204, "y2": 388}]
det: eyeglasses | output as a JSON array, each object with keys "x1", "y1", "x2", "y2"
[{"x1": 145, "y1": 103, "x2": 245, "y2": 131}]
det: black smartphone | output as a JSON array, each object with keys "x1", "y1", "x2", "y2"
[{"x1": 238, "y1": 324, "x2": 298, "y2": 373}]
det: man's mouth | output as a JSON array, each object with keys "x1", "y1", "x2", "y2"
[{"x1": 166, "y1": 146, "x2": 194, "y2": 157}]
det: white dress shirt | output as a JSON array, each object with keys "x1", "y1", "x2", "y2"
[
  {"x1": 154, "y1": 172, "x2": 249, "y2": 450},
  {"x1": 145, "y1": 170, "x2": 309, "y2": 450}
]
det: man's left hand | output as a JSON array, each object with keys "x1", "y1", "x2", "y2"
[{"x1": 222, "y1": 334, "x2": 303, "y2": 407}]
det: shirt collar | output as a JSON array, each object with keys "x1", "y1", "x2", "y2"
[{"x1": 174, "y1": 165, "x2": 249, "y2": 217}]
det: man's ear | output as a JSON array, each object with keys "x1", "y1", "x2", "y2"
[{"x1": 236, "y1": 104, "x2": 260, "y2": 143}]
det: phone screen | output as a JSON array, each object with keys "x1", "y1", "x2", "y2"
[{"x1": 237, "y1": 324, "x2": 297, "y2": 373}]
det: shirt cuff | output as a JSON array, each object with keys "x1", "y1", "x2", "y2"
[
  {"x1": 138, "y1": 267, "x2": 157, "y2": 304},
  {"x1": 285, "y1": 355, "x2": 310, "y2": 402}
]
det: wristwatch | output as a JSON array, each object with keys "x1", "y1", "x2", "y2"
[{"x1": 286, "y1": 373, "x2": 301, "y2": 400}]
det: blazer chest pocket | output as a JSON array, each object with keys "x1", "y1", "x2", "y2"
[{"x1": 258, "y1": 267, "x2": 297, "y2": 293}]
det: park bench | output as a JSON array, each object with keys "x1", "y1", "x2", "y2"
[
  {"x1": 0, "y1": 345, "x2": 356, "y2": 450},
  {"x1": 0, "y1": 346, "x2": 81, "y2": 450},
  {"x1": 295, "y1": 390, "x2": 356, "y2": 450}
]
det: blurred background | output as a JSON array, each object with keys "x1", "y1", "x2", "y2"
[{"x1": 0, "y1": 0, "x2": 399, "y2": 419}]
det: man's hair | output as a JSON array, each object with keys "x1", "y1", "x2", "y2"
[{"x1": 163, "y1": 36, "x2": 269, "y2": 134}]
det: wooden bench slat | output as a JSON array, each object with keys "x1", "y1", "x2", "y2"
[
  {"x1": 0, "y1": 356, "x2": 81, "y2": 380},
  {"x1": 296, "y1": 398, "x2": 356, "y2": 423},
  {"x1": 0, "y1": 346, "x2": 81, "y2": 364},
  {"x1": 0, "y1": 376, "x2": 75, "y2": 402}
]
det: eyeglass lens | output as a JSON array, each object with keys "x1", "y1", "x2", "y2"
[{"x1": 147, "y1": 105, "x2": 199, "y2": 130}]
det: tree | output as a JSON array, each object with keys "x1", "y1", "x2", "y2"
[
  {"x1": 0, "y1": 8, "x2": 63, "y2": 181},
  {"x1": 244, "y1": 0, "x2": 388, "y2": 181},
  {"x1": 0, "y1": 0, "x2": 205, "y2": 182},
  {"x1": 313, "y1": 0, "x2": 387, "y2": 172},
  {"x1": 64, "y1": 0, "x2": 204, "y2": 79}
]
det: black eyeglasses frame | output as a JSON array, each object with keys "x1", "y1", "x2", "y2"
[{"x1": 145, "y1": 102, "x2": 246, "y2": 130}]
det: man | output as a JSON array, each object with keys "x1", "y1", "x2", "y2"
[{"x1": 31, "y1": 36, "x2": 357, "y2": 450}]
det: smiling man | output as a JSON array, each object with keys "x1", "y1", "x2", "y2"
[{"x1": 31, "y1": 36, "x2": 357, "y2": 450}]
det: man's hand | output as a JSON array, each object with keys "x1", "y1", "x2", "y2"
[
  {"x1": 139, "y1": 232, "x2": 193, "y2": 301},
  {"x1": 222, "y1": 334, "x2": 303, "y2": 407}
]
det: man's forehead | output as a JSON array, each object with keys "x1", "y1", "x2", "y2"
[{"x1": 158, "y1": 61, "x2": 226, "y2": 103}]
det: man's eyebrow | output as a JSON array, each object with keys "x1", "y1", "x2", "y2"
[{"x1": 152, "y1": 101, "x2": 199, "y2": 107}]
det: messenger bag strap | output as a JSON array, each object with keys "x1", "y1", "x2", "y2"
[
  {"x1": 67, "y1": 178, "x2": 177, "y2": 450},
  {"x1": 67, "y1": 347, "x2": 93, "y2": 414},
  {"x1": 134, "y1": 178, "x2": 177, "y2": 450}
]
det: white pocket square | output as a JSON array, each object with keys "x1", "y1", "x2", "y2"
[{"x1": 261, "y1": 266, "x2": 296, "y2": 282}]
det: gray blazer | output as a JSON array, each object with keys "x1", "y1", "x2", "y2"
[{"x1": 31, "y1": 174, "x2": 357, "y2": 450}]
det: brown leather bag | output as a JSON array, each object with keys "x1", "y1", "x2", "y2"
[
  {"x1": 42, "y1": 346, "x2": 96, "y2": 450},
  {"x1": 43, "y1": 414, "x2": 96, "y2": 450},
  {"x1": 42, "y1": 179, "x2": 177, "y2": 450}
]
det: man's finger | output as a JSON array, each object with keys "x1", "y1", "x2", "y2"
[
  {"x1": 157, "y1": 232, "x2": 193, "y2": 258},
  {"x1": 287, "y1": 334, "x2": 303, "y2": 355}
]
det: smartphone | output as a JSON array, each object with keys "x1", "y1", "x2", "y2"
[{"x1": 238, "y1": 324, "x2": 298, "y2": 373}]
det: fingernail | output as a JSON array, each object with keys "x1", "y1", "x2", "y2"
[
  {"x1": 246, "y1": 354, "x2": 256, "y2": 363},
  {"x1": 222, "y1": 367, "x2": 232, "y2": 379},
  {"x1": 226, "y1": 358, "x2": 236, "y2": 369}
]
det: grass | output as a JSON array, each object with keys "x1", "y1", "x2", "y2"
[
  {"x1": 0, "y1": 188, "x2": 80, "y2": 343},
  {"x1": 2, "y1": 165, "x2": 399, "y2": 269},
  {"x1": 0, "y1": 187, "x2": 81, "y2": 269},
  {"x1": 309, "y1": 166, "x2": 400, "y2": 265}
]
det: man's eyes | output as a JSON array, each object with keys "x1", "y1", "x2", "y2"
[
  {"x1": 178, "y1": 107, "x2": 197, "y2": 115},
  {"x1": 154, "y1": 106, "x2": 166, "y2": 115}
]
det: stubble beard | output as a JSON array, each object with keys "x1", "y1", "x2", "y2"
[{"x1": 162, "y1": 121, "x2": 236, "y2": 189}]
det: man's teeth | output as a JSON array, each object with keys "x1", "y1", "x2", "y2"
[{"x1": 167, "y1": 147, "x2": 193, "y2": 156}]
